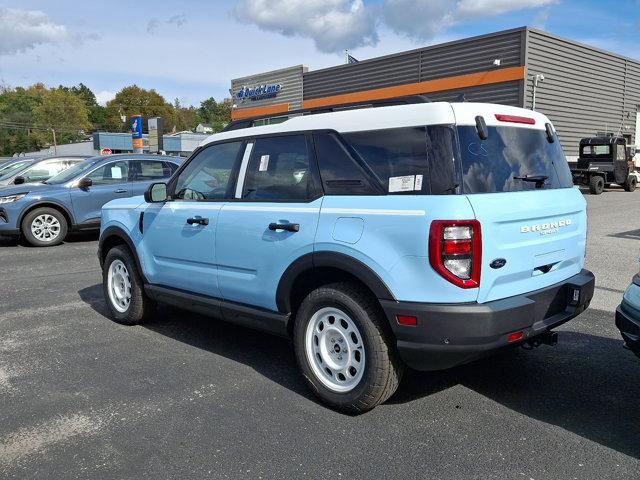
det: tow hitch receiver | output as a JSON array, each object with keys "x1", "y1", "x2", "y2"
[{"x1": 525, "y1": 331, "x2": 558, "y2": 349}]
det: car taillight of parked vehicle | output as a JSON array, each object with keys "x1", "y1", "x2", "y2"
[{"x1": 429, "y1": 220, "x2": 482, "y2": 288}]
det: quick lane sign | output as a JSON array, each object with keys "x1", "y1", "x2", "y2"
[{"x1": 235, "y1": 83, "x2": 282, "y2": 102}]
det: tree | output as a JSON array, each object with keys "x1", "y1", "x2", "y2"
[
  {"x1": 59, "y1": 82, "x2": 108, "y2": 132},
  {"x1": 32, "y1": 88, "x2": 92, "y2": 145},
  {"x1": 105, "y1": 85, "x2": 177, "y2": 133},
  {"x1": 173, "y1": 98, "x2": 201, "y2": 132},
  {"x1": 198, "y1": 97, "x2": 232, "y2": 132},
  {"x1": 0, "y1": 84, "x2": 46, "y2": 155}
]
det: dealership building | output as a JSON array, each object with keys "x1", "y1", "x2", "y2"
[{"x1": 230, "y1": 27, "x2": 640, "y2": 160}]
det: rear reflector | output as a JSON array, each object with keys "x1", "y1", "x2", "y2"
[
  {"x1": 396, "y1": 315, "x2": 417, "y2": 326},
  {"x1": 495, "y1": 114, "x2": 536, "y2": 125},
  {"x1": 507, "y1": 331, "x2": 524, "y2": 343}
]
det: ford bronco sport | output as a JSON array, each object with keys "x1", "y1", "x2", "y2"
[{"x1": 98, "y1": 102, "x2": 595, "y2": 413}]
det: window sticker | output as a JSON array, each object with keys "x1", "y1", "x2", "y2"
[
  {"x1": 111, "y1": 166, "x2": 123, "y2": 179},
  {"x1": 259, "y1": 155, "x2": 270, "y2": 172},
  {"x1": 389, "y1": 175, "x2": 416, "y2": 192},
  {"x1": 414, "y1": 174, "x2": 423, "y2": 191}
]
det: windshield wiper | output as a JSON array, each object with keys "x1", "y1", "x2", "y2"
[{"x1": 513, "y1": 174, "x2": 548, "y2": 188}]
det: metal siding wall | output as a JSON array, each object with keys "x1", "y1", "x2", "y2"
[
  {"x1": 303, "y1": 29, "x2": 524, "y2": 100},
  {"x1": 231, "y1": 66, "x2": 305, "y2": 111},
  {"x1": 426, "y1": 80, "x2": 522, "y2": 106},
  {"x1": 525, "y1": 30, "x2": 640, "y2": 157}
]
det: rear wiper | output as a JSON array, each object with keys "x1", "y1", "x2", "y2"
[{"x1": 513, "y1": 174, "x2": 548, "y2": 188}]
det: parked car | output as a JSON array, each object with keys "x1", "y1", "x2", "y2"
[
  {"x1": 0, "y1": 155, "x2": 89, "y2": 187},
  {"x1": 0, "y1": 154, "x2": 182, "y2": 246},
  {"x1": 0, "y1": 157, "x2": 37, "y2": 179},
  {"x1": 570, "y1": 137, "x2": 636, "y2": 194},
  {"x1": 616, "y1": 275, "x2": 640, "y2": 358},
  {"x1": 98, "y1": 102, "x2": 595, "y2": 413}
]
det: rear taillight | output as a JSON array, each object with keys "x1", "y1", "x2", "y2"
[{"x1": 429, "y1": 220, "x2": 482, "y2": 289}]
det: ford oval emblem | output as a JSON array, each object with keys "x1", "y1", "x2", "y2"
[{"x1": 490, "y1": 258, "x2": 507, "y2": 269}]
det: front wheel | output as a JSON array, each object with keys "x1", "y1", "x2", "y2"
[
  {"x1": 293, "y1": 282, "x2": 403, "y2": 413},
  {"x1": 624, "y1": 175, "x2": 637, "y2": 192},
  {"x1": 102, "y1": 245, "x2": 155, "y2": 325},
  {"x1": 21, "y1": 207, "x2": 68, "y2": 246},
  {"x1": 589, "y1": 176, "x2": 604, "y2": 195}
]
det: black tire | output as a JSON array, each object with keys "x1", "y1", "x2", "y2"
[
  {"x1": 589, "y1": 176, "x2": 604, "y2": 195},
  {"x1": 21, "y1": 207, "x2": 68, "y2": 247},
  {"x1": 102, "y1": 245, "x2": 155, "y2": 325},
  {"x1": 293, "y1": 282, "x2": 403, "y2": 414},
  {"x1": 624, "y1": 175, "x2": 637, "y2": 192}
]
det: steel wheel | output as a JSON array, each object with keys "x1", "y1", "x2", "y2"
[
  {"x1": 30, "y1": 214, "x2": 61, "y2": 242},
  {"x1": 305, "y1": 307, "x2": 365, "y2": 393},
  {"x1": 107, "y1": 259, "x2": 132, "y2": 313}
]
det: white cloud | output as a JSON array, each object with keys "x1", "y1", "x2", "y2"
[
  {"x1": 381, "y1": 0, "x2": 454, "y2": 42},
  {"x1": 95, "y1": 90, "x2": 116, "y2": 106},
  {"x1": 167, "y1": 14, "x2": 187, "y2": 27},
  {"x1": 232, "y1": 0, "x2": 378, "y2": 53},
  {"x1": 0, "y1": 7, "x2": 69, "y2": 56},
  {"x1": 455, "y1": 0, "x2": 557, "y2": 19}
]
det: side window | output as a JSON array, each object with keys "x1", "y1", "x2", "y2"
[
  {"x1": 313, "y1": 132, "x2": 377, "y2": 195},
  {"x1": 426, "y1": 126, "x2": 458, "y2": 195},
  {"x1": 242, "y1": 135, "x2": 314, "y2": 200},
  {"x1": 22, "y1": 160, "x2": 77, "y2": 182},
  {"x1": 174, "y1": 142, "x2": 242, "y2": 200},
  {"x1": 87, "y1": 161, "x2": 129, "y2": 185},
  {"x1": 131, "y1": 160, "x2": 174, "y2": 181},
  {"x1": 616, "y1": 145, "x2": 626, "y2": 161}
]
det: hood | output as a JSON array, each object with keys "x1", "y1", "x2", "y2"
[{"x1": 0, "y1": 182, "x2": 66, "y2": 197}]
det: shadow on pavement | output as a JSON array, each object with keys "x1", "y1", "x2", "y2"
[{"x1": 78, "y1": 287, "x2": 640, "y2": 458}]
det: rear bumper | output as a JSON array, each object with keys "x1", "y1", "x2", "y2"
[
  {"x1": 381, "y1": 269, "x2": 595, "y2": 371},
  {"x1": 615, "y1": 305, "x2": 640, "y2": 359}
]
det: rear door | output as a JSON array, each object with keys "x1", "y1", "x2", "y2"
[
  {"x1": 215, "y1": 134, "x2": 322, "y2": 311},
  {"x1": 69, "y1": 160, "x2": 131, "y2": 224},
  {"x1": 457, "y1": 121, "x2": 586, "y2": 303}
]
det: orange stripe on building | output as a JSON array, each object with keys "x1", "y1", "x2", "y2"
[
  {"x1": 231, "y1": 102, "x2": 291, "y2": 120},
  {"x1": 302, "y1": 66, "x2": 525, "y2": 109}
]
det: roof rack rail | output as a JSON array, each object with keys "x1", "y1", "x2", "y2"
[{"x1": 222, "y1": 94, "x2": 432, "y2": 132}]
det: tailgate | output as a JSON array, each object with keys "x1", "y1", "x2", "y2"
[{"x1": 466, "y1": 188, "x2": 586, "y2": 303}]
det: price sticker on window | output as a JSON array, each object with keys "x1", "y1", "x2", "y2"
[
  {"x1": 111, "y1": 166, "x2": 123, "y2": 179},
  {"x1": 259, "y1": 155, "x2": 270, "y2": 172}
]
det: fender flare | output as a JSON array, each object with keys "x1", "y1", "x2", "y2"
[
  {"x1": 17, "y1": 200, "x2": 76, "y2": 229},
  {"x1": 275, "y1": 251, "x2": 395, "y2": 313},
  {"x1": 98, "y1": 225, "x2": 148, "y2": 283}
]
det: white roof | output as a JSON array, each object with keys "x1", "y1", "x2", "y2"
[{"x1": 201, "y1": 102, "x2": 551, "y2": 147}]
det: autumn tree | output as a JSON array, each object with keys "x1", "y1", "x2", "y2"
[
  {"x1": 32, "y1": 88, "x2": 92, "y2": 145},
  {"x1": 0, "y1": 84, "x2": 47, "y2": 155},
  {"x1": 105, "y1": 85, "x2": 177, "y2": 133}
]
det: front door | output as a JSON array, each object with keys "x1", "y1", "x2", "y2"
[
  {"x1": 70, "y1": 160, "x2": 131, "y2": 225},
  {"x1": 140, "y1": 141, "x2": 244, "y2": 297},
  {"x1": 216, "y1": 134, "x2": 322, "y2": 312}
]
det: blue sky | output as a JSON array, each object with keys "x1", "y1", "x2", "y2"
[{"x1": 1, "y1": 0, "x2": 638, "y2": 107}]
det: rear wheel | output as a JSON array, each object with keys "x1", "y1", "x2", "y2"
[
  {"x1": 102, "y1": 245, "x2": 155, "y2": 325},
  {"x1": 21, "y1": 207, "x2": 68, "y2": 247},
  {"x1": 623, "y1": 175, "x2": 637, "y2": 192},
  {"x1": 589, "y1": 176, "x2": 604, "y2": 195},
  {"x1": 293, "y1": 282, "x2": 403, "y2": 413}
]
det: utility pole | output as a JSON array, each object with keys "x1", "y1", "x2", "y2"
[{"x1": 51, "y1": 128, "x2": 57, "y2": 155}]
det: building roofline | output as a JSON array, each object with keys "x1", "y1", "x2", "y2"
[
  {"x1": 525, "y1": 27, "x2": 640, "y2": 65},
  {"x1": 232, "y1": 64, "x2": 308, "y2": 83},
  {"x1": 304, "y1": 27, "x2": 528, "y2": 76}
]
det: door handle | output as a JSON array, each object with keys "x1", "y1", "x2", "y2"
[
  {"x1": 268, "y1": 223, "x2": 299, "y2": 232},
  {"x1": 114, "y1": 189, "x2": 127, "y2": 193},
  {"x1": 187, "y1": 217, "x2": 209, "y2": 226}
]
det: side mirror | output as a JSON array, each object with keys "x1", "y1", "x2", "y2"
[
  {"x1": 13, "y1": 176, "x2": 25, "y2": 185},
  {"x1": 145, "y1": 182, "x2": 168, "y2": 203},
  {"x1": 78, "y1": 177, "x2": 92, "y2": 188}
]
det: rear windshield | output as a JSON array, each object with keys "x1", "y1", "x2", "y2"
[
  {"x1": 457, "y1": 126, "x2": 573, "y2": 193},
  {"x1": 581, "y1": 145, "x2": 611, "y2": 158}
]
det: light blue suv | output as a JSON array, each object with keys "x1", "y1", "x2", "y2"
[
  {"x1": 98, "y1": 102, "x2": 595, "y2": 412},
  {"x1": 0, "y1": 154, "x2": 181, "y2": 246}
]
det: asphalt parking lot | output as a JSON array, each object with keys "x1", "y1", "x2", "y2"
[{"x1": 1, "y1": 188, "x2": 639, "y2": 480}]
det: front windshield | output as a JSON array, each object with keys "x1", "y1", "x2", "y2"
[
  {"x1": 46, "y1": 157, "x2": 102, "y2": 184},
  {"x1": 0, "y1": 161, "x2": 32, "y2": 180}
]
